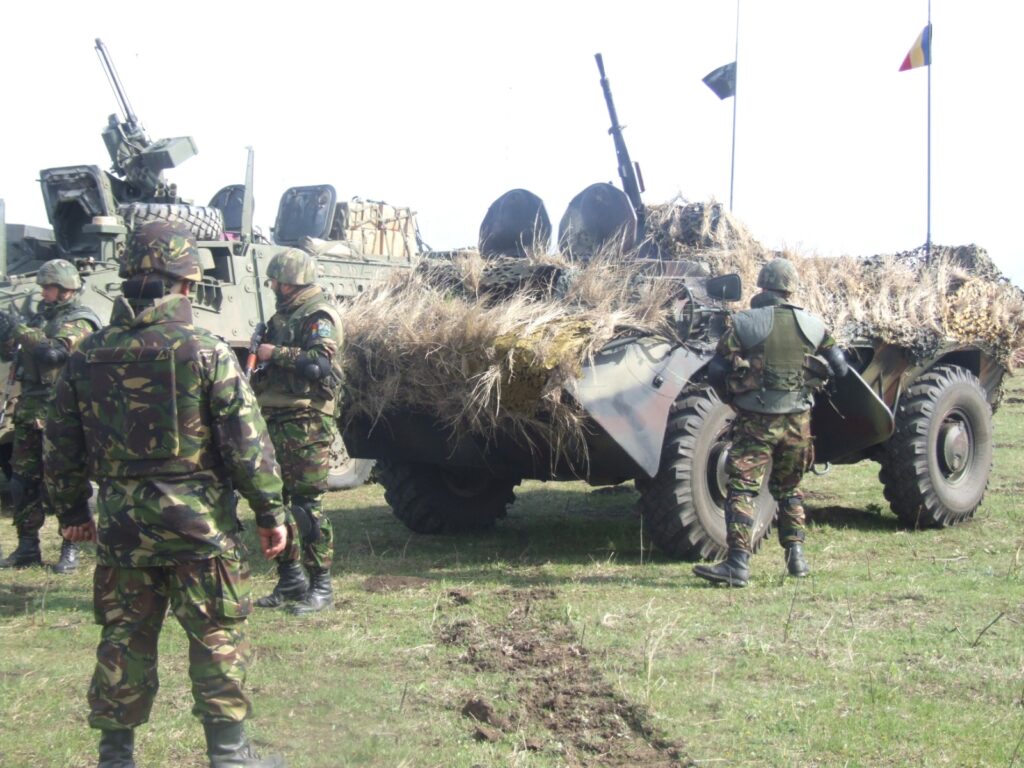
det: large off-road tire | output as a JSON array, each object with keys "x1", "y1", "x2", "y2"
[
  {"x1": 376, "y1": 460, "x2": 519, "y2": 533},
  {"x1": 637, "y1": 387, "x2": 776, "y2": 561},
  {"x1": 326, "y1": 431, "x2": 374, "y2": 491},
  {"x1": 880, "y1": 365, "x2": 993, "y2": 528},
  {"x1": 118, "y1": 202, "x2": 225, "y2": 241}
]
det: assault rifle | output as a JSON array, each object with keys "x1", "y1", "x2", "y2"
[
  {"x1": 244, "y1": 322, "x2": 267, "y2": 380},
  {"x1": 595, "y1": 53, "x2": 646, "y2": 236}
]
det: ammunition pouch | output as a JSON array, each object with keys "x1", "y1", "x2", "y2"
[
  {"x1": 802, "y1": 354, "x2": 831, "y2": 392},
  {"x1": 290, "y1": 498, "x2": 321, "y2": 544}
]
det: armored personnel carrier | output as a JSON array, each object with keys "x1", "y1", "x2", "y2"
[{"x1": 341, "y1": 54, "x2": 1005, "y2": 560}]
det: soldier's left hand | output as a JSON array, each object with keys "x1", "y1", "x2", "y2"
[
  {"x1": 256, "y1": 343, "x2": 276, "y2": 363},
  {"x1": 62, "y1": 520, "x2": 97, "y2": 543},
  {"x1": 258, "y1": 524, "x2": 288, "y2": 559}
]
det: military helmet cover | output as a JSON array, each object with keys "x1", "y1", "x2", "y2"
[
  {"x1": 122, "y1": 221, "x2": 203, "y2": 281},
  {"x1": 757, "y1": 258, "x2": 800, "y2": 293},
  {"x1": 36, "y1": 259, "x2": 82, "y2": 290},
  {"x1": 266, "y1": 248, "x2": 318, "y2": 286}
]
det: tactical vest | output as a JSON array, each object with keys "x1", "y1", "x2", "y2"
[
  {"x1": 19, "y1": 302, "x2": 102, "y2": 394},
  {"x1": 255, "y1": 294, "x2": 344, "y2": 414},
  {"x1": 728, "y1": 305, "x2": 826, "y2": 414},
  {"x1": 75, "y1": 333, "x2": 222, "y2": 479}
]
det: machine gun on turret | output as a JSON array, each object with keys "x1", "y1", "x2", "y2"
[
  {"x1": 595, "y1": 53, "x2": 646, "y2": 238},
  {"x1": 94, "y1": 38, "x2": 197, "y2": 202}
]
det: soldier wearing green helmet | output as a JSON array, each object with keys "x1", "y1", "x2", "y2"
[
  {"x1": 695, "y1": 257, "x2": 849, "y2": 587},
  {"x1": 252, "y1": 246, "x2": 345, "y2": 617},
  {"x1": 44, "y1": 220, "x2": 289, "y2": 768},
  {"x1": 0, "y1": 258, "x2": 101, "y2": 571}
]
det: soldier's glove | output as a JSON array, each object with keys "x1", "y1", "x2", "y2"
[
  {"x1": 823, "y1": 346, "x2": 850, "y2": 379},
  {"x1": 295, "y1": 353, "x2": 331, "y2": 382},
  {"x1": 33, "y1": 343, "x2": 69, "y2": 366}
]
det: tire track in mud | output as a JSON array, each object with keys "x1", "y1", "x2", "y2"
[{"x1": 437, "y1": 588, "x2": 692, "y2": 767}]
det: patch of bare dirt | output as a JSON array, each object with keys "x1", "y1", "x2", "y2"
[
  {"x1": 442, "y1": 589, "x2": 692, "y2": 766},
  {"x1": 360, "y1": 575, "x2": 432, "y2": 593}
]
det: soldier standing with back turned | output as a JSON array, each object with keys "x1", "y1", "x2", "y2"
[
  {"x1": 694, "y1": 258, "x2": 849, "y2": 587},
  {"x1": 44, "y1": 221, "x2": 288, "y2": 768},
  {"x1": 252, "y1": 248, "x2": 344, "y2": 616},
  {"x1": 0, "y1": 259, "x2": 101, "y2": 572}
]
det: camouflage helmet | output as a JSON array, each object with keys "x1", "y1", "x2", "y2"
[
  {"x1": 36, "y1": 259, "x2": 82, "y2": 290},
  {"x1": 756, "y1": 258, "x2": 800, "y2": 293},
  {"x1": 122, "y1": 221, "x2": 203, "y2": 282},
  {"x1": 266, "y1": 248, "x2": 318, "y2": 286}
]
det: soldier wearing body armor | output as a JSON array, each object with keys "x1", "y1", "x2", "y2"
[
  {"x1": 252, "y1": 248, "x2": 344, "y2": 616},
  {"x1": 44, "y1": 221, "x2": 288, "y2": 768},
  {"x1": 695, "y1": 258, "x2": 849, "y2": 587},
  {"x1": 0, "y1": 259, "x2": 101, "y2": 571}
]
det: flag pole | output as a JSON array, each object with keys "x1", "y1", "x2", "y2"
[
  {"x1": 925, "y1": 0, "x2": 932, "y2": 263},
  {"x1": 729, "y1": 0, "x2": 740, "y2": 211}
]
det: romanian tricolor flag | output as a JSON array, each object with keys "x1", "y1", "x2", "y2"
[{"x1": 899, "y1": 24, "x2": 932, "y2": 71}]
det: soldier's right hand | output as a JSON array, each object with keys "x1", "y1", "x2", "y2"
[
  {"x1": 61, "y1": 520, "x2": 97, "y2": 543},
  {"x1": 258, "y1": 524, "x2": 288, "y2": 559}
]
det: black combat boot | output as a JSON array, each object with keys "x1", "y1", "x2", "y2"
[
  {"x1": 203, "y1": 720, "x2": 285, "y2": 768},
  {"x1": 784, "y1": 542, "x2": 810, "y2": 577},
  {"x1": 98, "y1": 728, "x2": 136, "y2": 768},
  {"x1": 289, "y1": 567, "x2": 333, "y2": 616},
  {"x1": 0, "y1": 534, "x2": 42, "y2": 569},
  {"x1": 52, "y1": 539, "x2": 80, "y2": 574},
  {"x1": 254, "y1": 561, "x2": 308, "y2": 608},
  {"x1": 693, "y1": 549, "x2": 750, "y2": 587}
]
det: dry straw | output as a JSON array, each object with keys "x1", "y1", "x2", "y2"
[{"x1": 338, "y1": 199, "x2": 1024, "y2": 456}]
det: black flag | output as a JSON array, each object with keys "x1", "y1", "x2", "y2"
[{"x1": 703, "y1": 61, "x2": 737, "y2": 100}]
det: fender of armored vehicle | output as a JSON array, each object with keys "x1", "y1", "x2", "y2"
[{"x1": 567, "y1": 335, "x2": 714, "y2": 478}]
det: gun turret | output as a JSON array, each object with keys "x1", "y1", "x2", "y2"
[
  {"x1": 594, "y1": 53, "x2": 646, "y2": 237},
  {"x1": 94, "y1": 38, "x2": 197, "y2": 202}
]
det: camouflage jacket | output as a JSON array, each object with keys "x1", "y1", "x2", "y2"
[
  {"x1": 717, "y1": 303, "x2": 836, "y2": 415},
  {"x1": 44, "y1": 294, "x2": 286, "y2": 566},
  {"x1": 252, "y1": 285, "x2": 344, "y2": 415},
  {"x1": 0, "y1": 298, "x2": 100, "y2": 405}
]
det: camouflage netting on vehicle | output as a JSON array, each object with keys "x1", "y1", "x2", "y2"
[
  {"x1": 338, "y1": 251, "x2": 678, "y2": 453},
  {"x1": 645, "y1": 199, "x2": 1024, "y2": 367},
  {"x1": 339, "y1": 198, "x2": 1024, "y2": 448}
]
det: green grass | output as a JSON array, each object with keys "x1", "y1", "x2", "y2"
[{"x1": 2, "y1": 379, "x2": 1022, "y2": 767}]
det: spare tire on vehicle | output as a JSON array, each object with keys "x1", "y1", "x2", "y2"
[{"x1": 118, "y1": 202, "x2": 224, "y2": 241}]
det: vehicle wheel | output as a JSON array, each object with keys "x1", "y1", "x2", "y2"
[
  {"x1": 880, "y1": 365, "x2": 992, "y2": 528},
  {"x1": 637, "y1": 387, "x2": 776, "y2": 561},
  {"x1": 326, "y1": 431, "x2": 374, "y2": 490},
  {"x1": 118, "y1": 202, "x2": 225, "y2": 241},
  {"x1": 376, "y1": 460, "x2": 519, "y2": 533}
]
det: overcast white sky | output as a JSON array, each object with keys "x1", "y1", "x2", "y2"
[{"x1": 2, "y1": 1, "x2": 1021, "y2": 287}]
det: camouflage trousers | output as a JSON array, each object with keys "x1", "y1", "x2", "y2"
[
  {"x1": 10, "y1": 413, "x2": 46, "y2": 534},
  {"x1": 88, "y1": 552, "x2": 253, "y2": 730},
  {"x1": 725, "y1": 409, "x2": 813, "y2": 553},
  {"x1": 265, "y1": 409, "x2": 335, "y2": 571}
]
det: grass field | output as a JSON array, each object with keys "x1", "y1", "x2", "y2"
[{"x1": 1, "y1": 377, "x2": 1021, "y2": 767}]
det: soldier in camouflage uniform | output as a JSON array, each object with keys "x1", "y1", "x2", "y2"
[
  {"x1": 44, "y1": 222, "x2": 288, "y2": 768},
  {"x1": 694, "y1": 258, "x2": 849, "y2": 587},
  {"x1": 252, "y1": 248, "x2": 344, "y2": 617},
  {"x1": 0, "y1": 259, "x2": 101, "y2": 571}
]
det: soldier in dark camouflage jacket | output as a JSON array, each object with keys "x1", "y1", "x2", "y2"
[
  {"x1": 694, "y1": 258, "x2": 849, "y2": 588},
  {"x1": 0, "y1": 259, "x2": 101, "y2": 571},
  {"x1": 44, "y1": 221, "x2": 288, "y2": 768},
  {"x1": 252, "y1": 247, "x2": 345, "y2": 617}
]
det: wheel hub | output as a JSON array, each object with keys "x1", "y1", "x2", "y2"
[
  {"x1": 938, "y1": 418, "x2": 970, "y2": 479},
  {"x1": 707, "y1": 441, "x2": 730, "y2": 506}
]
